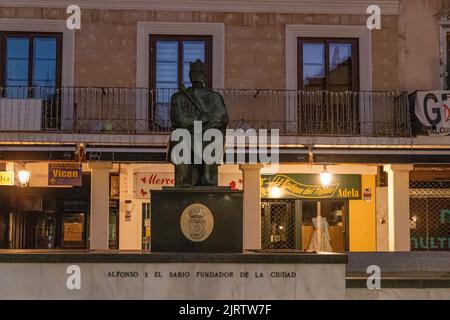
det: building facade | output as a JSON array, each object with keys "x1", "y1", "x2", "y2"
[{"x1": 0, "y1": 0, "x2": 448, "y2": 253}]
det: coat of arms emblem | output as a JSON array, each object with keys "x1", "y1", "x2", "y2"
[{"x1": 180, "y1": 203, "x2": 214, "y2": 242}]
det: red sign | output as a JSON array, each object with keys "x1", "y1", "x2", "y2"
[
  {"x1": 136, "y1": 172, "x2": 243, "y2": 198},
  {"x1": 136, "y1": 173, "x2": 175, "y2": 199},
  {"x1": 363, "y1": 188, "x2": 372, "y2": 201}
]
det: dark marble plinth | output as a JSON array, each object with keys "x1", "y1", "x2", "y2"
[{"x1": 151, "y1": 187, "x2": 243, "y2": 253}]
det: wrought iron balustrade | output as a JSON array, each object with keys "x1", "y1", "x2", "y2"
[{"x1": 0, "y1": 87, "x2": 411, "y2": 137}]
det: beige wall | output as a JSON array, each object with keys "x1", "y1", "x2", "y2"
[
  {"x1": 398, "y1": 0, "x2": 443, "y2": 91},
  {"x1": 2, "y1": 2, "x2": 449, "y2": 91},
  {"x1": 0, "y1": 6, "x2": 403, "y2": 90}
]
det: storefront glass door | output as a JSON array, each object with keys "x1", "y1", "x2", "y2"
[
  {"x1": 261, "y1": 200, "x2": 300, "y2": 250},
  {"x1": 108, "y1": 199, "x2": 119, "y2": 249},
  {"x1": 261, "y1": 199, "x2": 348, "y2": 253},
  {"x1": 12, "y1": 212, "x2": 56, "y2": 249},
  {"x1": 301, "y1": 200, "x2": 348, "y2": 253},
  {"x1": 1, "y1": 174, "x2": 90, "y2": 250}
]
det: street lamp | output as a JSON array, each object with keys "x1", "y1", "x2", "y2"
[
  {"x1": 18, "y1": 168, "x2": 30, "y2": 187},
  {"x1": 320, "y1": 165, "x2": 332, "y2": 188},
  {"x1": 270, "y1": 186, "x2": 282, "y2": 198}
]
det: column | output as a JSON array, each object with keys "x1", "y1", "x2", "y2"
[
  {"x1": 384, "y1": 165, "x2": 413, "y2": 252},
  {"x1": 119, "y1": 166, "x2": 142, "y2": 250},
  {"x1": 89, "y1": 162, "x2": 112, "y2": 250},
  {"x1": 239, "y1": 164, "x2": 263, "y2": 250}
]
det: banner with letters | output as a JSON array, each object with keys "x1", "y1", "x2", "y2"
[
  {"x1": 0, "y1": 171, "x2": 14, "y2": 186},
  {"x1": 261, "y1": 174, "x2": 361, "y2": 200},
  {"x1": 136, "y1": 172, "x2": 243, "y2": 199},
  {"x1": 415, "y1": 91, "x2": 450, "y2": 136},
  {"x1": 48, "y1": 163, "x2": 82, "y2": 186}
]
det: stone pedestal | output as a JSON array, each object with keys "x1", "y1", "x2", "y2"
[
  {"x1": 151, "y1": 187, "x2": 243, "y2": 253},
  {"x1": 0, "y1": 252, "x2": 347, "y2": 300}
]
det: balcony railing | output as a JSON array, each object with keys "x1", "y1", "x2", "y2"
[{"x1": 0, "y1": 87, "x2": 411, "y2": 137}]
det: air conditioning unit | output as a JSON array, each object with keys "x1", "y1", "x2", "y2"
[{"x1": 0, "y1": 98, "x2": 42, "y2": 131}]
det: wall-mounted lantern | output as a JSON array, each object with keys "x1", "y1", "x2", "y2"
[
  {"x1": 320, "y1": 165, "x2": 332, "y2": 188},
  {"x1": 18, "y1": 166, "x2": 30, "y2": 187}
]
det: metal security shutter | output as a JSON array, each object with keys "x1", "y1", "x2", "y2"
[
  {"x1": 261, "y1": 200, "x2": 297, "y2": 249},
  {"x1": 410, "y1": 181, "x2": 450, "y2": 251}
]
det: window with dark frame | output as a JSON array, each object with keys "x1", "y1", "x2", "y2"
[
  {"x1": 149, "y1": 35, "x2": 212, "y2": 89},
  {"x1": 0, "y1": 32, "x2": 62, "y2": 99},
  {"x1": 148, "y1": 35, "x2": 212, "y2": 128},
  {"x1": 297, "y1": 37, "x2": 360, "y2": 135},
  {"x1": 298, "y1": 38, "x2": 359, "y2": 92}
]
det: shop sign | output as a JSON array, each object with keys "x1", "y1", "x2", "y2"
[
  {"x1": 48, "y1": 163, "x2": 82, "y2": 186},
  {"x1": 414, "y1": 91, "x2": 450, "y2": 136},
  {"x1": 261, "y1": 174, "x2": 361, "y2": 200},
  {"x1": 136, "y1": 173, "x2": 175, "y2": 198},
  {"x1": 0, "y1": 171, "x2": 14, "y2": 186},
  {"x1": 136, "y1": 172, "x2": 243, "y2": 198}
]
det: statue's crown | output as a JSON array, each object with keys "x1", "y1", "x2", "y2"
[
  {"x1": 189, "y1": 207, "x2": 206, "y2": 218},
  {"x1": 189, "y1": 59, "x2": 206, "y2": 73}
]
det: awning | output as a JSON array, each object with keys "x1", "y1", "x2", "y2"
[
  {"x1": 85, "y1": 145, "x2": 167, "y2": 162},
  {"x1": 1, "y1": 144, "x2": 441, "y2": 164},
  {"x1": 0, "y1": 145, "x2": 76, "y2": 161},
  {"x1": 278, "y1": 148, "x2": 450, "y2": 164}
]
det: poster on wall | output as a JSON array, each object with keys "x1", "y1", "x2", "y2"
[
  {"x1": 63, "y1": 222, "x2": 83, "y2": 242},
  {"x1": 261, "y1": 174, "x2": 361, "y2": 200},
  {"x1": 48, "y1": 163, "x2": 82, "y2": 186},
  {"x1": 414, "y1": 91, "x2": 450, "y2": 136}
]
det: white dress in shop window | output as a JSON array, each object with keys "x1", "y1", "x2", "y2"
[{"x1": 309, "y1": 217, "x2": 333, "y2": 252}]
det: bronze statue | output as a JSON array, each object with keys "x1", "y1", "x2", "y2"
[{"x1": 168, "y1": 59, "x2": 229, "y2": 188}]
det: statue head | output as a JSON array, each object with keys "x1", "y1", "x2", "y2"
[{"x1": 189, "y1": 59, "x2": 207, "y2": 87}]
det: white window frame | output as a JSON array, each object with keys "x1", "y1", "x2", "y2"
[
  {"x1": 0, "y1": 18, "x2": 75, "y2": 87},
  {"x1": 285, "y1": 24, "x2": 373, "y2": 134},
  {"x1": 0, "y1": 18, "x2": 75, "y2": 131},
  {"x1": 136, "y1": 22, "x2": 224, "y2": 132},
  {"x1": 136, "y1": 22, "x2": 225, "y2": 89},
  {"x1": 286, "y1": 24, "x2": 372, "y2": 91}
]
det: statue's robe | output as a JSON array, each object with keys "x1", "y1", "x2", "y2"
[{"x1": 168, "y1": 87, "x2": 229, "y2": 187}]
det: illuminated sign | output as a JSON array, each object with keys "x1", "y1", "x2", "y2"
[
  {"x1": 0, "y1": 171, "x2": 14, "y2": 186},
  {"x1": 48, "y1": 163, "x2": 82, "y2": 186},
  {"x1": 261, "y1": 174, "x2": 361, "y2": 200}
]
